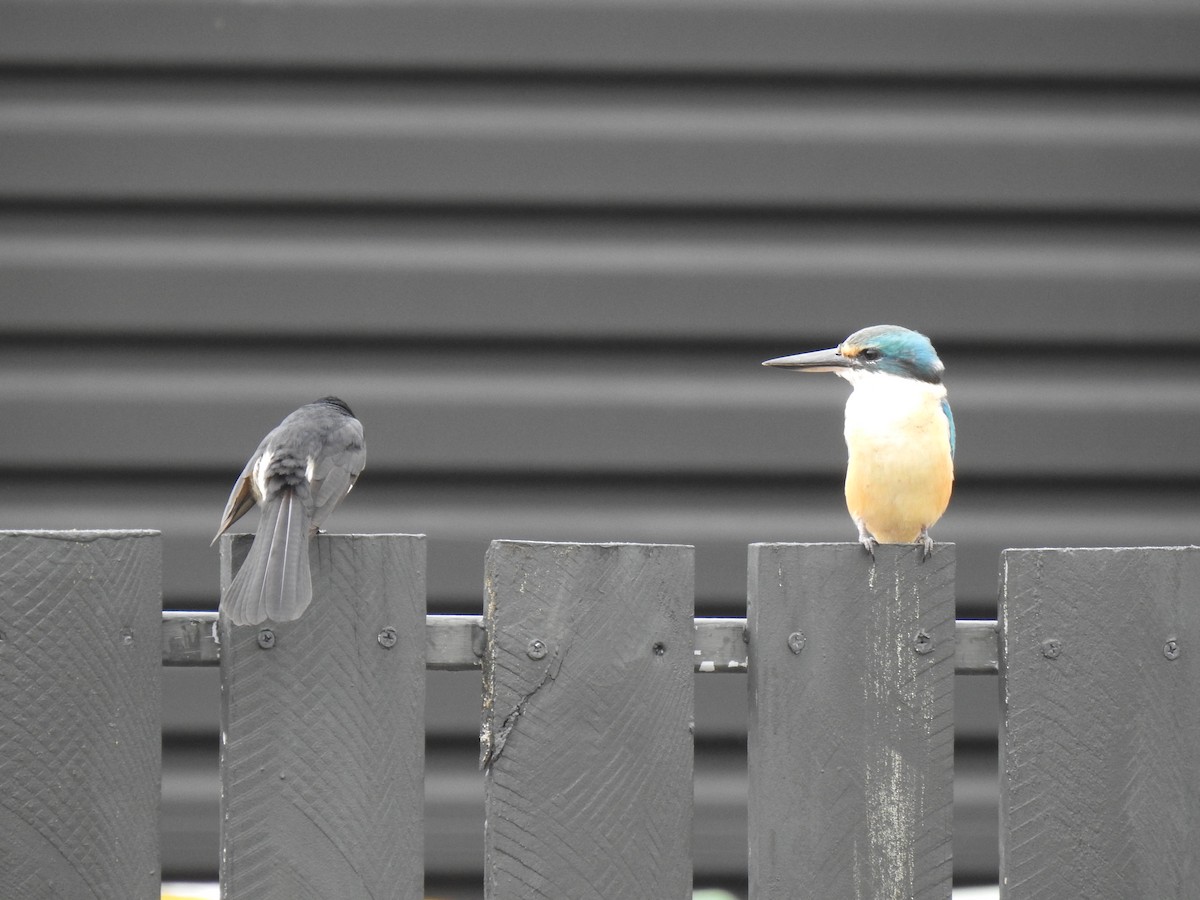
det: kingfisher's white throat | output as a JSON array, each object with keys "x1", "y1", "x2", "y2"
[{"x1": 838, "y1": 368, "x2": 949, "y2": 439}]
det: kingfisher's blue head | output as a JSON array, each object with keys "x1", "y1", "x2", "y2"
[{"x1": 762, "y1": 324, "x2": 945, "y2": 385}]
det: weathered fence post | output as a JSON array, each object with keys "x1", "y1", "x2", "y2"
[
  {"x1": 219, "y1": 533, "x2": 426, "y2": 900},
  {"x1": 748, "y1": 542, "x2": 955, "y2": 900},
  {"x1": 0, "y1": 530, "x2": 162, "y2": 899},
  {"x1": 999, "y1": 547, "x2": 1200, "y2": 898},
  {"x1": 482, "y1": 540, "x2": 695, "y2": 899}
]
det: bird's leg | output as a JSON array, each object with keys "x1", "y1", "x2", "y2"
[
  {"x1": 854, "y1": 518, "x2": 877, "y2": 560},
  {"x1": 917, "y1": 527, "x2": 934, "y2": 562}
]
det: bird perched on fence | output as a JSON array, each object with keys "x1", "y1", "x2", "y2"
[
  {"x1": 763, "y1": 325, "x2": 954, "y2": 560},
  {"x1": 214, "y1": 397, "x2": 366, "y2": 626}
]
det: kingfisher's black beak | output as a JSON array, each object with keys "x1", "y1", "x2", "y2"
[{"x1": 762, "y1": 347, "x2": 853, "y2": 373}]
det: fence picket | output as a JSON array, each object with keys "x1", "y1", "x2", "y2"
[
  {"x1": 999, "y1": 547, "x2": 1200, "y2": 898},
  {"x1": 218, "y1": 533, "x2": 426, "y2": 900},
  {"x1": 482, "y1": 540, "x2": 695, "y2": 899},
  {"x1": 0, "y1": 530, "x2": 162, "y2": 898},
  {"x1": 748, "y1": 542, "x2": 955, "y2": 899}
]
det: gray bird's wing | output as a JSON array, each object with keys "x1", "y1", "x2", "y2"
[
  {"x1": 307, "y1": 416, "x2": 367, "y2": 531},
  {"x1": 212, "y1": 432, "x2": 273, "y2": 544}
]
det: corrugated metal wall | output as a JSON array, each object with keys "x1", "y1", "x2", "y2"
[{"x1": 4, "y1": 1, "x2": 1200, "y2": 892}]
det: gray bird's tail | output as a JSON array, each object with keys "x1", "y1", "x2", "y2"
[{"x1": 221, "y1": 490, "x2": 313, "y2": 626}]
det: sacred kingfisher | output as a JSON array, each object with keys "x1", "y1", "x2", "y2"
[{"x1": 763, "y1": 324, "x2": 955, "y2": 560}]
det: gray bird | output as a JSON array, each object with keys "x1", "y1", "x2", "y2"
[{"x1": 213, "y1": 397, "x2": 366, "y2": 626}]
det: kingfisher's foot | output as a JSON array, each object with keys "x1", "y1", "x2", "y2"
[
  {"x1": 918, "y1": 529, "x2": 934, "y2": 562},
  {"x1": 855, "y1": 521, "x2": 878, "y2": 560}
]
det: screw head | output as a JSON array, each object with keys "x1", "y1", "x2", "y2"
[
  {"x1": 787, "y1": 631, "x2": 806, "y2": 654},
  {"x1": 1041, "y1": 638, "x2": 1062, "y2": 659},
  {"x1": 1164, "y1": 639, "x2": 1181, "y2": 661},
  {"x1": 377, "y1": 627, "x2": 398, "y2": 649},
  {"x1": 526, "y1": 638, "x2": 548, "y2": 660},
  {"x1": 256, "y1": 628, "x2": 276, "y2": 650},
  {"x1": 912, "y1": 630, "x2": 934, "y2": 655}
]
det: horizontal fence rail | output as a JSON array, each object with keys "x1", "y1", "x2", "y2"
[{"x1": 163, "y1": 610, "x2": 1000, "y2": 674}]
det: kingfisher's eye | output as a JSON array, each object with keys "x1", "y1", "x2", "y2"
[{"x1": 859, "y1": 347, "x2": 882, "y2": 362}]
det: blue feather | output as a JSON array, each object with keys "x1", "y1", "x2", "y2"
[
  {"x1": 844, "y1": 324, "x2": 944, "y2": 385},
  {"x1": 941, "y1": 397, "x2": 956, "y2": 459}
]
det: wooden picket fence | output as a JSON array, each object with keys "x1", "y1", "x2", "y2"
[{"x1": 1, "y1": 530, "x2": 1196, "y2": 899}]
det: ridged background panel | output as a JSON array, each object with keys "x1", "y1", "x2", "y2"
[
  {"x1": 3, "y1": 0, "x2": 1200, "y2": 77},
  {"x1": 2, "y1": 0, "x2": 1198, "y2": 892},
  {"x1": 3, "y1": 344, "x2": 1199, "y2": 478},
  {"x1": 3, "y1": 214, "x2": 1200, "y2": 343},
  {"x1": 2, "y1": 78, "x2": 1199, "y2": 210}
]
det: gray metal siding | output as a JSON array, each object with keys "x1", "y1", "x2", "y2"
[{"x1": 3, "y1": 0, "x2": 1198, "y2": 889}]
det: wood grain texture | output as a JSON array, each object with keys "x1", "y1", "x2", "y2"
[
  {"x1": 482, "y1": 540, "x2": 694, "y2": 900},
  {"x1": 219, "y1": 533, "x2": 425, "y2": 900},
  {"x1": 748, "y1": 542, "x2": 955, "y2": 900},
  {"x1": 4, "y1": 0, "x2": 1200, "y2": 77},
  {"x1": 0, "y1": 530, "x2": 162, "y2": 899},
  {"x1": 999, "y1": 547, "x2": 1200, "y2": 899}
]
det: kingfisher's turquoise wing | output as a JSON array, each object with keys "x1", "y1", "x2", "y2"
[{"x1": 941, "y1": 397, "x2": 956, "y2": 459}]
